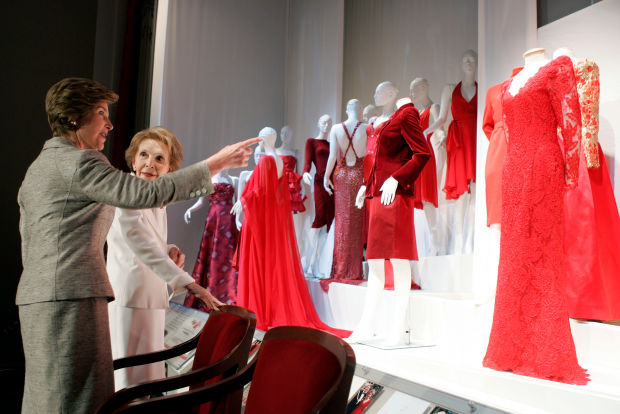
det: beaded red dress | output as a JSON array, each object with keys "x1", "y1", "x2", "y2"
[
  {"x1": 303, "y1": 138, "x2": 334, "y2": 230},
  {"x1": 280, "y1": 154, "x2": 306, "y2": 213},
  {"x1": 564, "y1": 58, "x2": 620, "y2": 320},
  {"x1": 483, "y1": 56, "x2": 588, "y2": 385},
  {"x1": 184, "y1": 182, "x2": 238, "y2": 309},
  {"x1": 236, "y1": 155, "x2": 349, "y2": 337},
  {"x1": 444, "y1": 82, "x2": 477, "y2": 200},
  {"x1": 413, "y1": 107, "x2": 438, "y2": 208},
  {"x1": 330, "y1": 122, "x2": 365, "y2": 281}
]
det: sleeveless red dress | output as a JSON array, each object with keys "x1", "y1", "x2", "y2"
[
  {"x1": 280, "y1": 154, "x2": 306, "y2": 213},
  {"x1": 444, "y1": 82, "x2": 477, "y2": 200},
  {"x1": 303, "y1": 138, "x2": 334, "y2": 230},
  {"x1": 184, "y1": 182, "x2": 238, "y2": 309},
  {"x1": 236, "y1": 155, "x2": 349, "y2": 337},
  {"x1": 330, "y1": 122, "x2": 365, "y2": 281},
  {"x1": 564, "y1": 59, "x2": 620, "y2": 320},
  {"x1": 413, "y1": 107, "x2": 438, "y2": 208},
  {"x1": 483, "y1": 57, "x2": 588, "y2": 385}
]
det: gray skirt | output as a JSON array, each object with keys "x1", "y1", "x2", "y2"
[{"x1": 19, "y1": 298, "x2": 114, "y2": 414}]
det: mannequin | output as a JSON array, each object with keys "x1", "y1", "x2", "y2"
[
  {"x1": 277, "y1": 125, "x2": 306, "y2": 213},
  {"x1": 183, "y1": 169, "x2": 239, "y2": 307},
  {"x1": 363, "y1": 104, "x2": 380, "y2": 123},
  {"x1": 231, "y1": 127, "x2": 282, "y2": 216},
  {"x1": 553, "y1": 47, "x2": 620, "y2": 320},
  {"x1": 351, "y1": 81, "x2": 431, "y2": 346},
  {"x1": 424, "y1": 50, "x2": 478, "y2": 255},
  {"x1": 302, "y1": 115, "x2": 335, "y2": 277},
  {"x1": 483, "y1": 48, "x2": 589, "y2": 384},
  {"x1": 324, "y1": 99, "x2": 367, "y2": 281},
  {"x1": 233, "y1": 144, "x2": 264, "y2": 230},
  {"x1": 410, "y1": 78, "x2": 440, "y2": 256}
]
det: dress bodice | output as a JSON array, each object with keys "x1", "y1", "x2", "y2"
[
  {"x1": 210, "y1": 182, "x2": 235, "y2": 204},
  {"x1": 451, "y1": 82, "x2": 477, "y2": 121}
]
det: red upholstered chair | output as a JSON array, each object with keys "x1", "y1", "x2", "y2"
[
  {"x1": 106, "y1": 325, "x2": 356, "y2": 414},
  {"x1": 97, "y1": 305, "x2": 256, "y2": 414}
]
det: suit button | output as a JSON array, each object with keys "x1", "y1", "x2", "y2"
[
  {"x1": 202, "y1": 187, "x2": 208, "y2": 193},
  {"x1": 190, "y1": 192, "x2": 196, "y2": 197}
]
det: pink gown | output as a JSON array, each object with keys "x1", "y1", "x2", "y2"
[
  {"x1": 184, "y1": 182, "x2": 238, "y2": 309},
  {"x1": 483, "y1": 56, "x2": 588, "y2": 385},
  {"x1": 236, "y1": 155, "x2": 350, "y2": 337},
  {"x1": 330, "y1": 122, "x2": 365, "y2": 281},
  {"x1": 564, "y1": 59, "x2": 620, "y2": 320}
]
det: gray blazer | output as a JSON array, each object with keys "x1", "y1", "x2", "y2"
[{"x1": 17, "y1": 137, "x2": 213, "y2": 305}]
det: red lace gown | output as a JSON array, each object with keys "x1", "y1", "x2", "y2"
[
  {"x1": 303, "y1": 138, "x2": 334, "y2": 230},
  {"x1": 444, "y1": 82, "x2": 477, "y2": 199},
  {"x1": 564, "y1": 59, "x2": 620, "y2": 320},
  {"x1": 483, "y1": 56, "x2": 588, "y2": 385},
  {"x1": 330, "y1": 122, "x2": 365, "y2": 281},
  {"x1": 184, "y1": 182, "x2": 238, "y2": 309},
  {"x1": 280, "y1": 154, "x2": 306, "y2": 213},
  {"x1": 413, "y1": 107, "x2": 438, "y2": 208},
  {"x1": 236, "y1": 155, "x2": 350, "y2": 337}
]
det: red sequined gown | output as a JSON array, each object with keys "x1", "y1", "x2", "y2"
[
  {"x1": 483, "y1": 56, "x2": 588, "y2": 384},
  {"x1": 236, "y1": 155, "x2": 350, "y2": 337},
  {"x1": 330, "y1": 122, "x2": 365, "y2": 281},
  {"x1": 413, "y1": 107, "x2": 438, "y2": 208},
  {"x1": 444, "y1": 82, "x2": 477, "y2": 199},
  {"x1": 280, "y1": 154, "x2": 306, "y2": 213},
  {"x1": 564, "y1": 59, "x2": 620, "y2": 320},
  {"x1": 184, "y1": 182, "x2": 238, "y2": 309},
  {"x1": 303, "y1": 138, "x2": 334, "y2": 230}
]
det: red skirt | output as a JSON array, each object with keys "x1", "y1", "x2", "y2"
[{"x1": 366, "y1": 195, "x2": 417, "y2": 260}]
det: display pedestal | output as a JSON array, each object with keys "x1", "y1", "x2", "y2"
[{"x1": 307, "y1": 255, "x2": 620, "y2": 413}]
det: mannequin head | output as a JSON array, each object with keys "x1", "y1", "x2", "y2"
[
  {"x1": 461, "y1": 49, "x2": 478, "y2": 75},
  {"x1": 552, "y1": 47, "x2": 575, "y2": 60},
  {"x1": 280, "y1": 125, "x2": 293, "y2": 147},
  {"x1": 396, "y1": 97, "x2": 411, "y2": 109},
  {"x1": 409, "y1": 78, "x2": 429, "y2": 104},
  {"x1": 363, "y1": 104, "x2": 379, "y2": 122},
  {"x1": 345, "y1": 99, "x2": 363, "y2": 121},
  {"x1": 259, "y1": 126, "x2": 277, "y2": 149},
  {"x1": 374, "y1": 81, "x2": 398, "y2": 107},
  {"x1": 318, "y1": 114, "x2": 332, "y2": 134}
]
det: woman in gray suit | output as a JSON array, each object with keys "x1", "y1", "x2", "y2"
[{"x1": 16, "y1": 77, "x2": 259, "y2": 414}]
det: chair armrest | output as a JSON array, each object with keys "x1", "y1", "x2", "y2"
[
  {"x1": 113, "y1": 330, "x2": 201, "y2": 370},
  {"x1": 105, "y1": 358, "x2": 257, "y2": 414}
]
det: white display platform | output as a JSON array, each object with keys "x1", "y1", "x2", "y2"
[{"x1": 307, "y1": 256, "x2": 620, "y2": 414}]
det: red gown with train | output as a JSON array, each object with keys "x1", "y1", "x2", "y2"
[
  {"x1": 444, "y1": 82, "x2": 477, "y2": 200},
  {"x1": 236, "y1": 155, "x2": 349, "y2": 337},
  {"x1": 563, "y1": 58, "x2": 620, "y2": 320},
  {"x1": 280, "y1": 154, "x2": 306, "y2": 213},
  {"x1": 483, "y1": 56, "x2": 588, "y2": 384},
  {"x1": 413, "y1": 107, "x2": 438, "y2": 208}
]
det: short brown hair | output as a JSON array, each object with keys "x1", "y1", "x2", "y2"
[
  {"x1": 125, "y1": 126, "x2": 184, "y2": 172},
  {"x1": 45, "y1": 77, "x2": 119, "y2": 137}
]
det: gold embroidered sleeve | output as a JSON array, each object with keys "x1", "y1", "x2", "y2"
[{"x1": 574, "y1": 59, "x2": 600, "y2": 169}]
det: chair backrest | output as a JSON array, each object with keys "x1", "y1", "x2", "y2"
[
  {"x1": 244, "y1": 326, "x2": 356, "y2": 414},
  {"x1": 192, "y1": 305, "x2": 256, "y2": 414}
]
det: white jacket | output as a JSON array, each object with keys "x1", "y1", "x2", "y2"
[{"x1": 106, "y1": 206, "x2": 194, "y2": 309}]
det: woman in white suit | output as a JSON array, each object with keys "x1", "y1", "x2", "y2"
[{"x1": 106, "y1": 126, "x2": 222, "y2": 389}]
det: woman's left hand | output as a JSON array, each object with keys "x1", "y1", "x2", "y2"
[
  {"x1": 186, "y1": 282, "x2": 223, "y2": 311},
  {"x1": 168, "y1": 246, "x2": 185, "y2": 268}
]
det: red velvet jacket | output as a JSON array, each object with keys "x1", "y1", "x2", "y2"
[{"x1": 365, "y1": 103, "x2": 431, "y2": 197}]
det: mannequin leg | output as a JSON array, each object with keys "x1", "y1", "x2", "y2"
[
  {"x1": 453, "y1": 195, "x2": 468, "y2": 255},
  {"x1": 422, "y1": 201, "x2": 438, "y2": 256},
  {"x1": 347, "y1": 259, "x2": 385, "y2": 342},
  {"x1": 382, "y1": 259, "x2": 412, "y2": 346},
  {"x1": 464, "y1": 182, "x2": 476, "y2": 253}
]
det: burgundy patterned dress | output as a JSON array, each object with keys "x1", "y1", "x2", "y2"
[
  {"x1": 184, "y1": 182, "x2": 238, "y2": 309},
  {"x1": 330, "y1": 122, "x2": 365, "y2": 280},
  {"x1": 280, "y1": 154, "x2": 306, "y2": 213}
]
